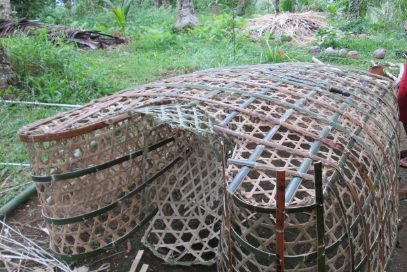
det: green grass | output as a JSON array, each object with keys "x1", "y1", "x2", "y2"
[
  {"x1": 0, "y1": 103, "x2": 70, "y2": 206},
  {"x1": 1, "y1": 5, "x2": 407, "y2": 208}
]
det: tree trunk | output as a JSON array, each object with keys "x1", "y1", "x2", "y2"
[
  {"x1": 0, "y1": 42, "x2": 15, "y2": 91},
  {"x1": 291, "y1": 0, "x2": 295, "y2": 13},
  {"x1": 237, "y1": 0, "x2": 248, "y2": 16},
  {"x1": 211, "y1": 2, "x2": 219, "y2": 18},
  {"x1": 275, "y1": 0, "x2": 279, "y2": 13},
  {"x1": 174, "y1": 0, "x2": 200, "y2": 28},
  {"x1": 163, "y1": 0, "x2": 170, "y2": 8},
  {"x1": 155, "y1": 0, "x2": 162, "y2": 9},
  {"x1": 0, "y1": 0, "x2": 15, "y2": 91},
  {"x1": 349, "y1": 0, "x2": 359, "y2": 19},
  {"x1": 63, "y1": 0, "x2": 72, "y2": 9},
  {"x1": 0, "y1": 0, "x2": 11, "y2": 19}
]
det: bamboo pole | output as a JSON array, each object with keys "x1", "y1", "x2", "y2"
[
  {"x1": 314, "y1": 162, "x2": 325, "y2": 272},
  {"x1": 276, "y1": 170, "x2": 285, "y2": 272},
  {"x1": 0, "y1": 183, "x2": 36, "y2": 220},
  {"x1": 222, "y1": 143, "x2": 234, "y2": 272}
]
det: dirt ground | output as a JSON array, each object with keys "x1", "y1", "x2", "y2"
[
  {"x1": 387, "y1": 126, "x2": 407, "y2": 271},
  {"x1": 4, "y1": 126, "x2": 407, "y2": 271}
]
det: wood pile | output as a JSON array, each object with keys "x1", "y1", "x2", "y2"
[{"x1": 0, "y1": 19, "x2": 129, "y2": 49}]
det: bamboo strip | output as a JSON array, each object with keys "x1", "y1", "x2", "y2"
[
  {"x1": 202, "y1": 71, "x2": 398, "y2": 148},
  {"x1": 227, "y1": 88, "x2": 316, "y2": 193},
  {"x1": 130, "y1": 92, "x2": 383, "y2": 205},
  {"x1": 129, "y1": 250, "x2": 144, "y2": 272},
  {"x1": 314, "y1": 162, "x2": 325, "y2": 272},
  {"x1": 139, "y1": 264, "x2": 149, "y2": 272},
  {"x1": 276, "y1": 170, "x2": 285, "y2": 272},
  {"x1": 222, "y1": 143, "x2": 233, "y2": 272}
]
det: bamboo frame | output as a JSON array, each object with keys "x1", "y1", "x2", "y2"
[{"x1": 18, "y1": 63, "x2": 399, "y2": 271}]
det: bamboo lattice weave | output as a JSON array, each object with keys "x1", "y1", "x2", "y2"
[{"x1": 18, "y1": 63, "x2": 399, "y2": 271}]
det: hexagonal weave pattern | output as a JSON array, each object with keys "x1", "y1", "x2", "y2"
[{"x1": 18, "y1": 63, "x2": 399, "y2": 271}]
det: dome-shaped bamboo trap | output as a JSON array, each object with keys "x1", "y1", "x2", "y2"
[{"x1": 18, "y1": 63, "x2": 399, "y2": 271}]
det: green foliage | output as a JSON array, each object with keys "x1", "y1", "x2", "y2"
[
  {"x1": 315, "y1": 26, "x2": 342, "y2": 48},
  {"x1": 258, "y1": 32, "x2": 287, "y2": 63},
  {"x1": 190, "y1": 14, "x2": 246, "y2": 42},
  {"x1": 10, "y1": 0, "x2": 55, "y2": 19},
  {"x1": 335, "y1": 18, "x2": 369, "y2": 34},
  {"x1": 0, "y1": 103, "x2": 66, "y2": 207},
  {"x1": 281, "y1": 0, "x2": 293, "y2": 12},
  {"x1": 2, "y1": 29, "x2": 123, "y2": 104},
  {"x1": 112, "y1": 8, "x2": 126, "y2": 28},
  {"x1": 103, "y1": 0, "x2": 136, "y2": 35},
  {"x1": 138, "y1": 25, "x2": 181, "y2": 49}
]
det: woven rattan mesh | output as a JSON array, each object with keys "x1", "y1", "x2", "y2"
[{"x1": 18, "y1": 63, "x2": 399, "y2": 271}]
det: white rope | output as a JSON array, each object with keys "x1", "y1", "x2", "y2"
[
  {"x1": 2, "y1": 100, "x2": 81, "y2": 108},
  {"x1": 0, "y1": 163, "x2": 30, "y2": 167}
]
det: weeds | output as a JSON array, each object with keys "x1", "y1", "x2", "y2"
[
  {"x1": 2, "y1": 29, "x2": 125, "y2": 104},
  {"x1": 315, "y1": 26, "x2": 342, "y2": 48},
  {"x1": 259, "y1": 32, "x2": 287, "y2": 63},
  {"x1": 0, "y1": 103, "x2": 68, "y2": 206}
]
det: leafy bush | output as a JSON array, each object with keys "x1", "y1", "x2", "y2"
[
  {"x1": 334, "y1": 18, "x2": 370, "y2": 34},
  {"x1": 138, "y1": 25, "x2": 181, "y2": 49},
  {"x1": 190, "y1": 14, "x2": 246, "y2": 42},
  {"x1": 315, "y1": 27, "x2": 342, "y2": 48},
  {"x1": 281, "y1": 0, "x2": 293, "y2": 12},
  {"x1": 259, "y1": 32, "x2": 287, "y2": 63},
  {"x1": 11, "y1": 0, "x2": 55, "y2": 19},
  {"x1": 2, "y1": 29, "x2": 124, "y2": 104}
]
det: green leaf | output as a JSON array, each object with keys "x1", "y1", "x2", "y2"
[
  {"x1": 111, "y1": 10, "x2": 121, "y2": 27},
  {"x1": 111, "y1": 8, "x2": 126, "y2": 27},
  {"x1": 116, "y1": 8, "x2": 125, "y2": 24},
  {"x1": 122, "y1": 0, "x2": 134, "y2": 17},
  {"x1": 102, "y1": 0, "x2": 116, "y2": 10},
  {"x1": 328, "y1": 3, "x2": 336, "y2": 14}
]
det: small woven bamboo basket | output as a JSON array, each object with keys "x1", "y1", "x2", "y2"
[{"x1": 18, "y1": 63, "x2": 399, "y2": 271}]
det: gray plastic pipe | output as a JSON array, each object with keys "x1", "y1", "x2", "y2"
[{"x1": 0, "y1": 183, "x2": 36, "y2": 220}]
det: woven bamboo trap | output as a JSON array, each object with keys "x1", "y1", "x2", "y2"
[{"x1": 18, "y1": 63, "x2": 400, "y2": 271}]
